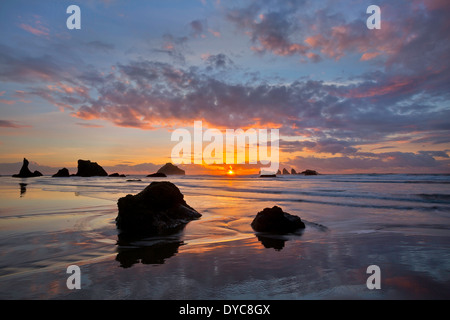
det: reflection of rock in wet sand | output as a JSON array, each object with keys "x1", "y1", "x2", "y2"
[
  {"x1": 19, "y1": 183, "x2": 27, "y2": 197},
  {"x1": 116, "y1": 233, "x2": 184, "y2": 268},
  {"x1": 256, "y1": 235, "x2": 287, "y2": 251}
]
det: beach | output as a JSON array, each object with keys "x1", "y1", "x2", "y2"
[{"x1": 0, "y1": 174, "x2": 449, "y2": 299}]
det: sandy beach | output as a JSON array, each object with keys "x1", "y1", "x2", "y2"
[{"x1": 0, "y1": 174, "x2": 449, "y2": 299}]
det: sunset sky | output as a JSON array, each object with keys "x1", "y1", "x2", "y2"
[{"x1": 0, "y1": 0, "x2": 449, "y2": 175}]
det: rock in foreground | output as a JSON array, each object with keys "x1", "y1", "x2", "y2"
[
  {"x1": 251, "y1": 206, "x2": 305, "y2": 233},
  {"x1": 75, "y1": 159, "x2": 108, "y2": 177},
  {"x1": 116, "y1": 181, "x2": 201, "y2": 235},
  {"x1": 12, "y1": 158, "x2": 43, "y2": 178},
  {"x1": 157, "y1": 163, "x2": 185, "y2": 175}
]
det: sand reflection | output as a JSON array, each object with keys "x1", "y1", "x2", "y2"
[{"x1": 115, "y1": 232, "x2": 185, "y2": 268}]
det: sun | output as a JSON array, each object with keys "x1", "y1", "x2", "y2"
[{"x1": 227, "y1": 166, "x2": 235, "y2": 176}]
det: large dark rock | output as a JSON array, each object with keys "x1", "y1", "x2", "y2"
[
  {"x1": 291, "y1": 168, "x2": 297, "y2": 174},
  {"x1": 52, "y1": 168, "x2": 70, "y2": 177},
  {"x1": 157, "y1": 163, "x2": 185, "y2": 175},
  {"x1": 75, "y1": 159, "x2": 108, "y2": 177},
  {"x1": 147, "y1": 172, "x2": 167, "y2": 177},
  {"x1": 12, "y1": 158, "x2": 43, "y2": 178},
  {"x1": 116, "y1": 181, "x2": 201, "y2": 235},
  {"x1": 301, "y1": 169, "x2": 318, "y2": 175},
  {"x1": 251, "y1": 206, "x2": 305, "y2": 233},
  {"x1": 282, "y1": 168, "x2": 290, "y2": 174}
]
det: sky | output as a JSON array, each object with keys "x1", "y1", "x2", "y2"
[{"x1": 0, "y1": 0, "x2": 449, "y2": 175}]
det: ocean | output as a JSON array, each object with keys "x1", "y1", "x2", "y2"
[{"x1": 0, "y1": 173, "x2": 449, "y2": 299}]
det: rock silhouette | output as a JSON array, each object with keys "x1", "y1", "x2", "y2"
[
  {"x1": 251, "y1": 206, "x2": 305, "y2": 233},
  {"x1": 147, "y1": 172, "x2": 167, "y2": 177},
  {"x1": 291, "y1": 168, "x2": 297, "y2": 174},
  {"x1": 282, "y1": 168, "x2": 290, "y2": 174},
  {"x1": 157, "y1": 163, "x2": 185, "y2": 175},
  {"x1": 109, "y1": 173, "x2": 126, "y2": 177},
  {"x1": 52, "y1": 168, "x2": 70, "y2": 177},
  {"x1": 116, "y1": 181, "x2": 201, "y2": 235},
  {"x1": 75, "y1": 159, "x2": 108, "y2": 177},
  {"x1": 12, "y1": 158, "x2": 43, "y2": 178},
  {"x1": 300, "y1": 169, "x2": 318, "y2": 175}
]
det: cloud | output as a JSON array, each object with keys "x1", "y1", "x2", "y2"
[
  {"x1": 360, "y1": 52, "x2": 382, "y2": 61},
  {"x1": 204, "y1": 53, "x2": 234, "y2": 70},
  {"x1": 85, "y1": 41, "x2": 115, "y2": 52},
  {"x1": 288, "y1": 151, "x2": 450, "y2": 173},
  {"x1": 8, "y1": 49, "x2": 447, "y2": 146},
  {"x1": 208, "y1": 28, "x2": 221, "y2": 38},
  {"x1": 225, "y1": 2, "x2": 316, "y2": 60},
  {"x1": 153, "y1": 34, "x2": 189, "y2": 64},
  {"x1": 0, "y1": 44, "x2": 69, "y2": 84},
  {"x1": 0, "y1": 120, "x2": 30, "y2": 128},
  {"x1": 19, "y1": 21, "x2": 49, "y2": 37},
  {"x1": 280, "y1": 138, "x2": 359, "y2": 155},
  {"x1": 75, "y1": 122, "x2": 104, "y2": 128},
  {"x1": 190, "y1": 20, "x2": 205, "y2": 37}
]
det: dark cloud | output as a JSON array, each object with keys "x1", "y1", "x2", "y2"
[
  {"x1": 280, "y1": 138, "x2": 359, "y2": 155},
  {"x1": 0, "y1": 44, "x2": 67, "y2": 83},
  {"x1": 153, "y1": 34, "x2": 189, "y2": 64},
  {"x1": 288, "y1": 151, "x2": 450, "y2": 173},
  {"x1": 190, "y1": 20, "x2": 205, "y2": 37},
  {"x1": 225, "y1": 1, "x2": 312, "y2": 59},
  {"x1": 205, "y1": 53, "x2": 235, "y2": 70},
  {"x1": 0, "y1": 120, "x2": 30, "y2": 128},
  {"x1": 85, "y1": 40, "x2": 115, "y2": 52}
]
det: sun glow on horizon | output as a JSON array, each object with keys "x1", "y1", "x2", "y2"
[{"x1": 227, "y1": 165, "x2": 235, "y2": 176}]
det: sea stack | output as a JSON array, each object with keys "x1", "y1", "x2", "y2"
[
  {"x1": 12, "y1": 158, "x2": 43, "y2": 178},
  {"x1": 157, "y1": 163, "x2": 185, "y2": 175},
  {"x1": 75, "y1": 159, "x2": 108, "y2": 177},
  {"x1": 109, "y1": 173, "x2": 126, "y2": 177},
  {"x1": 282, "y1": 168, "x2": 290, "y2": 174},
  {"x1": 300, "y1": 169, "x2": 318, "y2": 175},
  {"x1": 251, "y1": 206, "x2": 305, "y2": 233},
  {"x1": 147, "y1": 172, "x2": 167, "y2": 177},
  {"x1": 52, "y1": 168, "x2": 70, "y2": 177},
  {"x1": 291, "y1": 168, "x2": 297, "y2": 174},
  {"x1": 116, "y1": 181, "x2": 201, "y2": 235}
]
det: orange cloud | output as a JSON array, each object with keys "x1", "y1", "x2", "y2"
[
  {"x1": 208, "y1": 28, "x2": 221, "y2": 37},
  {"x1": 19, "y1": 23, "x2": 49, "y2": 37},
  {"x1": 360, "y1": 52, "x2": 382, "y2": 61}
]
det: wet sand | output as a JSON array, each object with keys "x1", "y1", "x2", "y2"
[{"x1": 0, "y1": 175, "x2": 449, "y2": 299}]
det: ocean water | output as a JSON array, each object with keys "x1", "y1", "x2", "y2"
[{"x1": 0, "y1": 173, "x2": 449, "y2": 299}]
